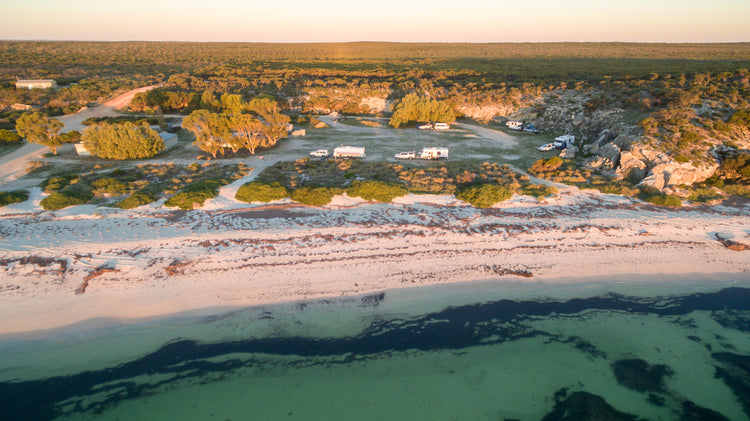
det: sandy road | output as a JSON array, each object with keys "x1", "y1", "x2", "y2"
[{"x1": 0, "y1": 85, "x2": 159, "y2": 189}]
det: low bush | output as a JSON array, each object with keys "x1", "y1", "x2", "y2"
[
  {"x1": 519, "y1": 183, "x2": 558, "y2": 199},
  {"x1": 723, "y1": 184, "x2": 750, "y2": 199},
  {"x1": 41, "y1": 175, "x2": 78, "y2": 193},
  {"x1": 0, "y1": 190, "x2": 29, "y2": 207},
  {"x1": 346, "y1": 180, "x2": 407, "y2": 202},
  {"x1": 687, "y1": 187, "x2": 723, "y2": 203},
  {"x1": 57, "y1": 130, "x2": 82, "y2": 143},
  {"x1": 530, "y1": 156, "x2": 564, "y2": 174},
  {"x1": 92, "y1": 177, "x2": 129, "y2": 195},
  {"x1": 40, "y1": 190, "x2": 93, "y2": 210},
  {"x1": 291, "y1": 186, "x2": 342, "y2": 206},
  {"x1": 165, "y1": 179, "x2": 224, "y2": 210},
  {"x1": 235, "y1": 182, "x2": 290, "y2": 203},
  {"x1": 0, "y1": 129, "x2": 22, "y2": 145},
  {"x1": 456, "y1": 183, "x2": 513, "y2": 208},
  {"x1": 641, "y1": 193, "x2": 682, "y2": 207},
  {"x1": 116, "y1": 191, "x2": 157, "y2": 209}
]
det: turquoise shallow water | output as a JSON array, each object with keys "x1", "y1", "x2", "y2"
[{"x1": 1, "y1": 281, "x2": 750, "y2": 421}]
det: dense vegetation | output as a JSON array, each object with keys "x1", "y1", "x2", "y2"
[
  {"x1": 0, "y1": 190, "x2": 29, "y2": 207},
  {"x1": 2, "y1": 41, "x2": 749, "y2": 208},
  {"x1": 82, "y1": 122, "x2": 164, "y2": 159},
  {"x1": 35, "y1": 162, "x2": 250, "y2": 210},
  {"x1": 246, "y1": 159, "x2": 551, "y2": 207}
]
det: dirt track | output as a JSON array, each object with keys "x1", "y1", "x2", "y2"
[{"x1": 0, "y1": 85, "x2": 159, "y2": 189}]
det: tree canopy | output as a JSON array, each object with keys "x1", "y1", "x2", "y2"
[
  {"x1": 82, "y1": 122, "x2": 165, "y2": 159},
  {"x1": 389, "y1": 93, "x2": 456, "y2": 128},
  {"x1": 15, "y1": 112, "x2": 64, "y2": 153},
  {"x1": 183, "y1": 96, "x2": 290, "y2": 157}
]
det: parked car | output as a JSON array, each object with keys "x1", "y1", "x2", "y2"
[
  {"x1": 537, "y1": 143, "x2": 555, "y2": 152},
  {"x1": 418, "y1": 123, "x2": 433, "y2": 130},
  {"x1": 433, "y1": 122, "x2": 450, "y2": 130},
  {"x1": 309, "y1": 149, "x2": 329, "y2": 158},
  {"x1": 394, "y1": 151, "x2": 417, "y2": 160}
]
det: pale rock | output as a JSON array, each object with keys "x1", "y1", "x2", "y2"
[
  {"x1": 640, "y1": 172, "x2": 667, "y2": 190},
  {"x1": 359, "y1": 97, "x2": 390, "y2": 113},
  {"x1": 616, "y1": 151, "x2": 648, "y2": 180},
  {"x1": 559, "y1": 147, "x2": 576, "y2": 159}
]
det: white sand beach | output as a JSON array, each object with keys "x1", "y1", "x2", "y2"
[{"x1": 1, "y1": 183, "x2": 748, "y2": 336}]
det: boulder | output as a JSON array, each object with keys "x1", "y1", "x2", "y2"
[
  {"x1": 559, "y1": 148, "x2": 576, "y2": 158},
  {"x1": 639, "y1": 171, "x2": 667, "y2": 190},
  {"x1": 616, "y1": 151, "x2": 648, "y2": 181}
]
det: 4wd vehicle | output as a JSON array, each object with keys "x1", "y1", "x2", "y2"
[
  {"x1": 394, "y1": 151, "x2": 417, "y2": 160},
  {"x1": 309, "y1": 149, "x2": 329, "y2": 158}
]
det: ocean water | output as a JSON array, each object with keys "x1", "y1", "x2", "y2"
[{"x1": 1, "y1": 280, "x2": 750, "y2": 421}]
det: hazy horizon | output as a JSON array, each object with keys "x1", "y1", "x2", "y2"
[{"x1": 1, "y1": 0, "x2": 748, "y2": 44}]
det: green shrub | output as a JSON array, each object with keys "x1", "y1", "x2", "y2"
[
  {"x1": 723, "y1": 184, "x2": 750, "y2": 199},
  {"x1": 0, "y1": 129, "x2": 22, "y2": 145},
  {"x1": 57, "y1": 130, "x2": 82, "y2": 143},
  {"x1": 530, "y1": 156, "x2": 563, "y2": 173},
  {"x1": 0, "y1": 190, "x2": 29, "y2": 207},
  {"x1": 687, "y1": 187, "x2": 723, "y2": 203},
  {"x1": 41, "y1": 175, "x2": 78, "y2": 193},
  {"x1": 291, "y1": 186, "x2": 342, "y2": 206},
  {"x1": 116, "y1": 191, "x2": 157, "y2": 209},
  {"x1": 40, "y1": 190, "x2": 93, "y2": 210},
  {"x1": 236, "y1": 181, "x2": 290, "y2": 203},
  {"x1": 92, "y1": 177, "x2": 129, "y2": 195},
  {"x1": 641, "y1": 193, "x2": 682, "y2": 207},
  {"x1": 164, "y1": 179, "x2": 223, "y2": 210},
  {"x1": 346, "y1": 180, "x2": 407, "y2": 202},
  {"x1": 456, "y1": 183, "x2": 513, "y2": 208},
  {"x1": 519, "y1": 183, "x2": 558, "y2": 199},
  {"x1": 165, "y1": 190, "x2": 216, "y2": 210}
]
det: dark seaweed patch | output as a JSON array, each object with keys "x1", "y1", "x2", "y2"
[
  {"x1": 680, "y1": 401, "x2": 731, "y2": 421},
  {"x1": 359, "y1": 292, "x2": 385, "y2": 307},
  {"x1": 1, "y1": 287, "x2": 750, "y2": 420},
  {"x1": 540, "y1": 390, "x2": 643, "y2": 421},
  {"x1": 612, "y1": 358, "x2": 674, "y2": 394},
  {"x1": 711, "y1": 352, "x2": 750, "y2": 418},
  {"x1": 711, "y1": 310, "x2": 750, "y2": 333}
]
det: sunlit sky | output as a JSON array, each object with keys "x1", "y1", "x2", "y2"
[{"x1": 1, "y1": 0, "x2": 748, "y2": 42}]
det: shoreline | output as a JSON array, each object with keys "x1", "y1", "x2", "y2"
[
  {"x1": 3, "y1": 272, "x2": 750, "y2": 342},
  {"x1": 1, "y1": 188, "x2": 749, "y2": 338}
]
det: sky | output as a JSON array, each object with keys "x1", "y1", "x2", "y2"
[{"x1": 1, "y1": 0, "x2": 748, "y2": 43}]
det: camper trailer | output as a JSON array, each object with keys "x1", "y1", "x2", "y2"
[
  {"x1": 420, "y1": 147, "x2": 449, "y2": 160},
  {"x1": 506, "y1": 121, "x2": 523, "y2": 131},
  {"x1": 333, "y1": 145, "x2": 366, "y2": 159},
  {"x1": 433, "y1": 122, "x2": 450, "y2": 130},
  {"x1": 553, "y1": 135, "x2": 575, "y2": 149}
]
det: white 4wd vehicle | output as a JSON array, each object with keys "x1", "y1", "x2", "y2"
[
  {"x1": 394, "y1": 151, "x2": 416, "y2": 160},
  {"x1": 309, "y1": 149, "x2": 329, "y2": 158}
]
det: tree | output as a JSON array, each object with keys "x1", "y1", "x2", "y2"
[
  {"x1": 199, "y1": 90, "x2": 221, "y2": 112},
  {"x1": 389, "y1": 93, "x2": 456, "y2": 128},
  {"x1": 183, "y1": 110, "x2": 232, "y2": 158},
  {"x1": 15, "y1": 112, "x2": 64, "y2": 154},
  {"x1": 220, "y1": 93, "x2": 244, "y2": 116},
  {"x1": 82, "y1": 122, "x2": 165, "y2": 159},
  {"x1": 229, "y1": 114, "x2": 264, "y2": 155}
]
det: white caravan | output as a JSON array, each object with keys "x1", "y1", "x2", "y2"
[
  {"x1": 420, "y1": 147, "x2": 449, "y2": 160},
  {"x1": 333, "y1": 145, "x2": 366, "y2": 159}
]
